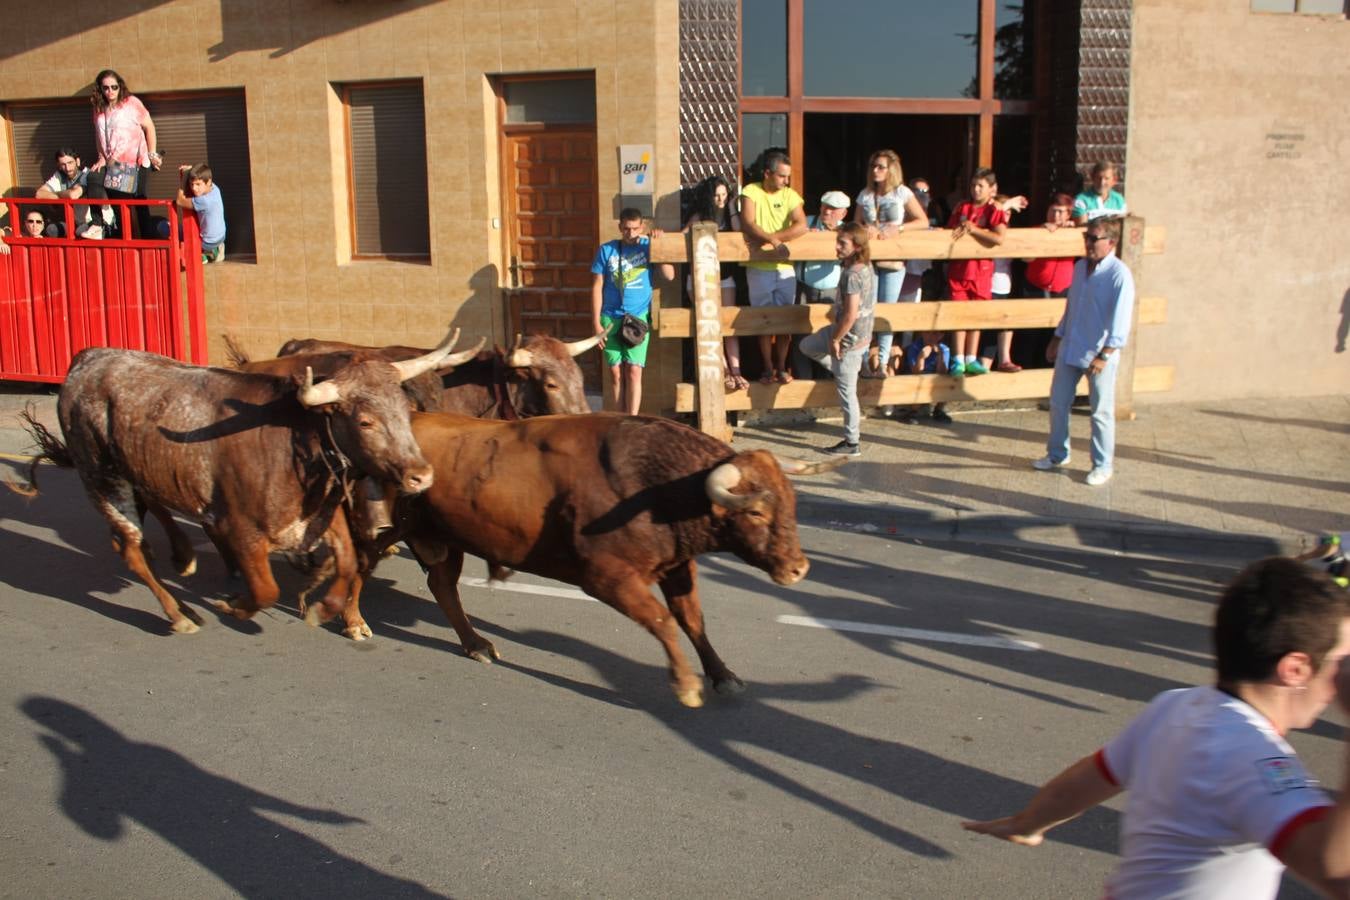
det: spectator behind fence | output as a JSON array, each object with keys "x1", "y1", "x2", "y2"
[
  {"x1": 681, "y1": 175, "x2": 745, "y2": 392},
  {"x1": 854, "y1": 149, "x2": 928, "y2": 378},
  {"x1": 1073, "y1": 161, "x2": 1128, "y2": 225},
  {"x1": 591, "y1": 208, "x2": 675, "y2": 416},
  {"x1": 21, "y1": 210, "x2": 47, "y2": 238},
  {"x1": 791, "y1": 190, "x2": 851, "y2": 379},
  {"x1": 1034, "y1": 216, "x2": 1134, "y2": 487},
  {"x1": 1025, "y1": 193, "x2": 1077, "y2": 298},
  {"x1": 799, "y1": 222, "x2": 875, "y2": 458},
  {"x1": 89, "y1": 69, "x2": 162, "y2": 239},
  {"x1": 34, "y1": 148, "x2": 109, "y2": 237},
  {"x1": 903, "y1": 330, "x2": 952, "y2": 424},
  {"x1": 989, "y1": 193, "x2": 1028, "y2": 373},
  {"x1": 964, "y1": 557, "x2": 1350, "y2": 900},
  {"x1": 741, "y1": 149, "x2": 808, "y2": 385},
  {"x1": 176, "y1": 163, "x2": 226, "y2": 264},
  {"x1": 945, "y1": 167, "x2": 1009, "y2": 377}
]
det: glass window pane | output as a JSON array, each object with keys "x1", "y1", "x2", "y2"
[
  {"x1": 742, "y1": 0, "x2": 787, "y2": 96},
  {"x1": 802, "y1": 0, "x2": 977, "y2": 98},
  {"x1": 504, "y1": 79, "x2": 595, "y2": 124},
  {"x1": 994, "y1": 1, "x2": 1033, "y2": 100},
  {"x1": 741, "y1": 113, "x2": 788, "y2": 182}
]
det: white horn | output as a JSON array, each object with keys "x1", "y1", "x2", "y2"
[
  {"x1": 297, "y1": 366, "x2": 342, "y2": 408},
  {"x1": 563, "y1": 334, "x2": 602, "y2": 357},
  {"x1": 392, "y1": 327, "x2": 460, "y2": 382},
  {"x1": 775, "y1": 454, "x2": 850, "y2": 476},
  {"x1": 436, "y1": 336, "x2": 487, "y2": 371},
  {"x1": 705, "y1": 462, "x2": 763, "y2": 510},
  {"x1": 506, "y1": 333, "x2": 533, "y2": 368}
]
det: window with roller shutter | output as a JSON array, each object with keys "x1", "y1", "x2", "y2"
[{"x1": 340, "y1": 81, "x2": 430, "y2": 260}]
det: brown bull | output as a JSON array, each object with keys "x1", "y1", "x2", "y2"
[
  {"x1": 383, "y1": 411, "x2": 842, "y2": 708},
  {"x1": 276, "y1": 332, "x2": 599, "y2": 417},
  {"x1": 18, "y1": 335, "x2": 457, "y2": 634}
]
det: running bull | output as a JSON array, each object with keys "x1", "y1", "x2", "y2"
[
  {"x1": 381, "y1": 411, "x2": 843, "y2": 708},
  {"x1": 16, "y1": 333, "x2": 459, "y2": 634}
]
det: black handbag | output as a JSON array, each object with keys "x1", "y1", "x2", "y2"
[
  {"x1": 102, "y1": 160, "x2": 140, "y2": 194},
  {"x1": 620, "y1": 313, "x2": 650, "y2": 348}
]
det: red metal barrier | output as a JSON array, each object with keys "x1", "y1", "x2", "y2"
[{"x1": 0, "y1": 196, "x2": 205, "y2": 383}]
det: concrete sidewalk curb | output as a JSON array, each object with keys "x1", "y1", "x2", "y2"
[{"x1": 794, "y1": 495, "x2": 1290, "y2": 562}]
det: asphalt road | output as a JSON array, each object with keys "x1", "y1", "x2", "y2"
[{"x1": 0, "y1": 459, "x2": 1334, "y2": 899}]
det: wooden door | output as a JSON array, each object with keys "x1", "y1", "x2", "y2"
[{"x1": 503, "y1": 126, "x2": 600, "y2": 388}]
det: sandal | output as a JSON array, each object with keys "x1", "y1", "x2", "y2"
[
  {"x1": 732, "y1": 372, "x2": 750, "y2": 391},
  {"x1": 776, "y1": 370, "x2": 795, "y2": 385},
  {"x1": 723, "y1": 373, "x2": 738, "y2": 391},
  {"x1": 759, "y1": 370, "x2": 776, "y2": 385}
]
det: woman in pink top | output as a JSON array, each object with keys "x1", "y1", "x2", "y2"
[{"x1": 88, "y1": 69, "x2": 162, "y2": 239}]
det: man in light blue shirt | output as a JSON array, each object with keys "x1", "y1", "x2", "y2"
[{"x1": 1033, "y1": 217, "x2": 1135, "y2": 486}]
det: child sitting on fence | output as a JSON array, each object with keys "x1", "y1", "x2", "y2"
[{"x1": 176, "y1": 163, "x2": 226, "y2": 263}]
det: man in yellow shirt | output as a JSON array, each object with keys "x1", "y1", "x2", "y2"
[{"x1": 741, "y1": 150, "x2": 808, "y2": 384}]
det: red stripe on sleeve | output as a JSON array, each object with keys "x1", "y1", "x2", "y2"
[
  {"x1": 1269, "y1": 805, "x2": 1330, "y2": 861},
  {"x1": 1094, "y1": 748, "x2": 1120, "y2": 787}
]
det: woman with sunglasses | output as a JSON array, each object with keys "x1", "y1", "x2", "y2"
[{"x1": 88, "y1": 69, "x2": 162, "y2": 239}]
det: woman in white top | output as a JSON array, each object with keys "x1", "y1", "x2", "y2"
[{"x1": 854, "y1": 149, "x2": 928, "y2": 376}]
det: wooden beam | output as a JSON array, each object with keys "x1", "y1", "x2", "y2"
[
  {"x1": 659, "y1": 295, "x2": 1167, "y2": 338},
  {"x1": 672, "y1": 365, "x2": 1176, "y2": 413},
  {"x1": 649, "y1": 225, "x2": 1166, "y2": 263},
  {"x1": 689, "y1": 223, "x2": 731, "y2": 441}
]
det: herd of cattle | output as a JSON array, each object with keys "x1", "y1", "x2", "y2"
[{"x1": 12, "y1": 329, "x2": 842, "y2": 707}]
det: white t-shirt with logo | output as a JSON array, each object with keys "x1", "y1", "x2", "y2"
[{"x1": 1099, "y1": 686, "x2": 1330, "y2": 899}]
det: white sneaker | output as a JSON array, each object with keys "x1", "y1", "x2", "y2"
[
  {"x1": 78, "y1": 224, "x2": 103, "y2": 240},
  {"x1": 1085, "y1": 467, "x2": 1113, "y2": 486},
  {"x1": 1032, "y1": 455, "x2": 1069, "y2": 471}
]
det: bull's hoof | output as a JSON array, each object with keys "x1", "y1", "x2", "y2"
[
  {"x1": 174, "y1": 556, "x2": 197, "y2": 577},
  {"x1": 302, "y1": 605, "x2": 326, "y2": 627},
  {"x1": 343, "y1": 621, "x2": 373, "y2": 641},
  {"x1": 208, "y1": 598, "x2": 251, "y2": 621},
  {"x1": 713, "y1": 674, "x2": 746, "y2": 696},
  {"x1": 169, "y1": 617, "x2": 200, "y2": 635},
  {"x1": 465, "y1": 639, "x2": 500, "y2": 664},
  {"x1": 674, "y1": 685, "x2": 705, "y2": 708}
]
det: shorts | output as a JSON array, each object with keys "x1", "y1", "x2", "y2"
[
  {"x1": 746, "y1": 267, "x2": 796, "y2": 307},
  {"x1": 948, "y1": 278, "x2": 992, "y2": 301},
  {"x1": 600, "y1": 313, "x2": 649, "y2": 367}
]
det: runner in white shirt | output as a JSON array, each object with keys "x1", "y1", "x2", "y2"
[{"x1": 962, "y1": 557, "x2": 1350, "y2": 899}]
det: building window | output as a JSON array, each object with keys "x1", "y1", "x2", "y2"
[
  {"x1": 6, "y1": 90, "x2": 255, "y2": 258},
  {"x1": 342, "y1": 81, "x2": 430, "y2": 260}
]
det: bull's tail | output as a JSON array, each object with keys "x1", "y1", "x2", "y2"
[
  {"x1": 222, "y1": 333, "x2": 251, "y2": 367},
  {"x1": 5, "y1": 405, "x2": 72, "y2": 497}
]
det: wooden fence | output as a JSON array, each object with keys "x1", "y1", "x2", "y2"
[{"x1": 648, "y1": 215, "x2": 1167, "y2": 440}]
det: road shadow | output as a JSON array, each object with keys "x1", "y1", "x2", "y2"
[
  {"x1": 20, "y1": 696, "x2": 445, "y2": 897},
  {"x1": 480, "y1": 625, "x2": 1120, "y2": 859}
]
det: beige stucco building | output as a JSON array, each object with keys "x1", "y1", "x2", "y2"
[{"x1": 1, "y1": 0, "x2": 1347, "y2": 406}]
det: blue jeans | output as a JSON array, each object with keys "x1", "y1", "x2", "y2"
[
  {"x1": 1047, "y1": 353, "x2": 1119, "y2": 470},
  {"x1": 800, "y1": 327, "x2": 866, "y2": 444},
  {"x1": 873, "y1": 266, "x2": 904, "y2": 363}
]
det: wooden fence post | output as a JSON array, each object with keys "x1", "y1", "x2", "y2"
[
  {"x1": 690, "y1": 222, "x2": 731, "y2": 441},
  {"x1": 1115, "y1": 214, "x2": 1145, "y2": 421}
]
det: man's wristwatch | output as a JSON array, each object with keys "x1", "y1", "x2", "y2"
[{"x1": 1096, "y1": 351, "x2": 1111, "y2": 361}]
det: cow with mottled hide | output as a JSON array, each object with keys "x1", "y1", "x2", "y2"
[
  {"x1": 275, "y1": 332, "x2": 599, "y2": 418},
  {"x1": 378, "y1": 411, "x2": 843, "y2": 708},
  {"x1": 17, "y1": 335, "x2": 458, "y2": 634}
]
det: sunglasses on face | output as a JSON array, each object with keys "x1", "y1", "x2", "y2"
[
  {"x1": 101, "y1": 84, "x2": 119, "y2": 91},
  {"x1": 1084, "y1": 234, "x2": 1108, "y2": 242},
  {"x1": 26, "y1": 219, "x2": 44, "y2": 225}
]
